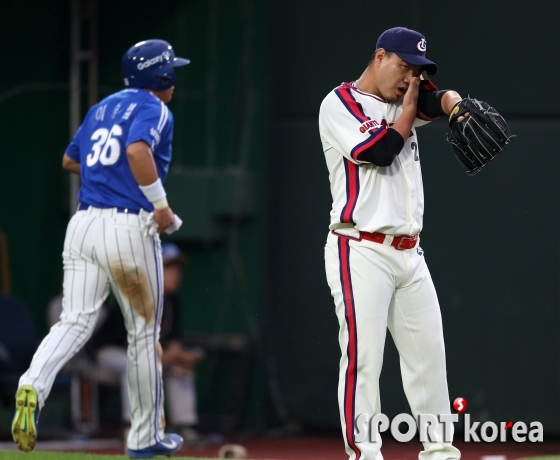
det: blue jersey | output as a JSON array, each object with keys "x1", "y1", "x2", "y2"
[{"x1": 66, "y1": 88, "x2": 174, "y2": 211}]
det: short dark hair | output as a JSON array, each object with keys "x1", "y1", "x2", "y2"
[{"x1": 368, "y1": 50, "x2": 393, "y2": 65}]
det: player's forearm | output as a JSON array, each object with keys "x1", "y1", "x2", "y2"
[
  {"x1": 417, "y1": 90, "x2": 447, "y2": 118},
  {"x1": 128, "y1": 141, "x2": 172, "y2": 218},
  {"x1": 441, "y1": 91, "x2": 462, "y2": 115},
  {"x1": 126, "y1": 141, "x2": 159, "y2": 186},
  {"x1": 391, "y1": 106, "x2": 416, "y2": 141},
  {"x1": 62, "y1": 153, "x2": 80, "y2": 174}
]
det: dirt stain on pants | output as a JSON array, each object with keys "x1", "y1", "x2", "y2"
[{"x1": 111, "y1": 264, "x2": 154, "y2": 324}]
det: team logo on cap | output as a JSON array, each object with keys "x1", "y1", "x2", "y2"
[
  {"x1": 136, "y1": 51, "x2": 172, "y2": 70},
  {"x1": 417, "y1": 38, "x2": 427, "y2": 52}
]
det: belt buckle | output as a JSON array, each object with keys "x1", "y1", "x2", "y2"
[{"x1": 396, "y1": 235, "x2": 417, "y2": 250}]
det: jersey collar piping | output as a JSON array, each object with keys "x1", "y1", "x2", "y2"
[{"x1": 343, "y1": 82, "x2": 387, "y2": 103}]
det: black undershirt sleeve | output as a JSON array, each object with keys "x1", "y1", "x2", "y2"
[
  {"x1": 357, "y1": 128, "x2": 405, "y2": 166},
  {"x1": 357, "y1": 90, "x2": 448, "y2": 167},
  {"x1": 417, "y1": 90, "x2": 448, "y2": 119}
]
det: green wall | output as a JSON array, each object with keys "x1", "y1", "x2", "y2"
[{"x1": 0, "y1": 2, "x2": 70, "y2": 323}]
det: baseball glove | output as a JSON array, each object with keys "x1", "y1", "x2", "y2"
[{"x1": 446, "y1": 97, "x2": 514, "y2": 176}]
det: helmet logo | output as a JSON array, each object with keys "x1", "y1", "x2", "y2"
[
  {"x1": 137, "y1": 50, "x2": 172, "y2": 70},
  {"x1": 417, "y1": 38, "x2": 427, "y2": 52}
]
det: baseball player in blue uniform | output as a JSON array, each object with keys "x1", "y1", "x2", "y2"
[{"x1": 12, "y1": 39, "x2": 189, "y2": 458}]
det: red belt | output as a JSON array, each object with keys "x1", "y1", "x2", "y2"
[{"x1": 360, "y1": 231, "x2": 419, "y2": 250}]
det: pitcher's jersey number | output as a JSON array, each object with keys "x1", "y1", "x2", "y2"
[
  {"x1": 411, "y1": 142, "x2": 419, "y2": 161},
  {"x1": 87, "y1": 125, "x2": 123, "y2": 167}
]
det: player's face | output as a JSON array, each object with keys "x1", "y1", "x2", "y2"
[
  {"x1": 377, "y1": 52, "x2": 422, "y2": 103},
  {"x1": 163, "y1": 263, "x2": 182, "y2": 294},
  {"x1": 158, "y1": 87, "x2": 175, "y2": 103},
  {"x1": 151, "y1": 86, "x2": 175, "y2": 104}
]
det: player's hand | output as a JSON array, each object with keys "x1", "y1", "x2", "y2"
[
  {"x1": 154, "y1": 206, "x2": 175, "y2": 234},
  {"x1": 402, "y1": 76, "x2": 420, "y2": 111}
]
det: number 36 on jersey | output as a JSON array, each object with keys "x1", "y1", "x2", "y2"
[{"x1": 86, "y1": 124, "x2": 123, "y2": 167}]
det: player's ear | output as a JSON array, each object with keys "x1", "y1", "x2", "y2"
[{"x1": 373, "y1": 49, "x2": 385, "y2": 67}]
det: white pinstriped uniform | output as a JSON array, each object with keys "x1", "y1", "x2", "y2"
[
  {"x1": 319, "y1": 83, "x2": 461, "y2": 460},
  {"x1": 19, "y1": 87, "x2": 175, "y2": 451},
  {"x1": 20, "y1": 208, "x2": 166, "y2": 449}
]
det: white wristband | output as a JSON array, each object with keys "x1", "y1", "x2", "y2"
[
  {"x1": 139, "y1": 178, "x2": 166, "y2": 203},
  {"x1": 153, "y1": 197, "x2": 169, "y2": 210}
]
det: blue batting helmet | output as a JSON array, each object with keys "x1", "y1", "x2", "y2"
[{"x1": 121, "y1": 39, "x2": 190, "y2": 91}]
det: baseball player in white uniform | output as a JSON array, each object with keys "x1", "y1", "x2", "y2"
[
  {"x1": 320, "y1": 28, "x2": 466, "y2": 459},
  {"x1": 12, "y1": 39, "x2": 189, "y2": 458}
]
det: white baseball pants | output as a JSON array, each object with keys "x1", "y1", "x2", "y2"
[
  {"x1": 19, "y1": 206, "x2": 166, "y2": 450},
  {"x1": 325, "y1": 231, "x2": 461, "y2": 460}
]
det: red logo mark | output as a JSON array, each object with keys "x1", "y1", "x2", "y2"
[
  {"x1": 504, "y1": 421, "x2": 512, "y2": 430},
  {"x1": 453, "y1": 397, "x2": 467, "y2": 414}
]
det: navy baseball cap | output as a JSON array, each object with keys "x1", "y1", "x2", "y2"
[{"x1": 376, "y1": 27, "x2": 438, "y2": 75}]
